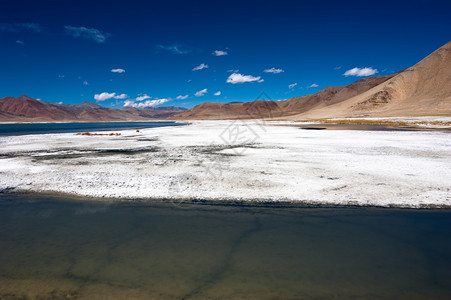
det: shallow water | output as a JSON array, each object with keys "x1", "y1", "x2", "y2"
[
  {"x1": 0, "y1": 195, "x2": 450, "y2": 299},
  {"x1": 298, "y1": 123, "x2": 450, "y2": 131},
  {"x1": 0, "y1": 121, "x2": 185, "y2": 136}
]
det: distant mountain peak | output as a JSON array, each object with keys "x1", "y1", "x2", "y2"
[
  {"x1": 75, "y1": 101, "x2": 102, "y2": 109},
  {"x1": 0, "y1": 96, "x2": 185, "y2": 122},
  {"x1": 17, "y1": 95, "x2": 36, "y2": 101}
]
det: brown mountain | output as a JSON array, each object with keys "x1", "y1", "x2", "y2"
[
  {"x1": 173, "y1": 100, "x2": 286, "y2": 120},
  {"x1": 278, "y1": 75, "x2": 395, "y2": 116},
  {"x1": 172, "y1": 75, "x2": 394, "y2": 120},
  {"x1": 0, "y1": 96, "x2": 186, "y2": 122},
  {"x1": 288, "y1": 41, "x2": 451, "y2": 119},
  {"x1": 173, "y1": 41, "x2": 451, "y2": 120},
  {"x1": 121, "y1": 106, "x2": 187, "y2": 119}
]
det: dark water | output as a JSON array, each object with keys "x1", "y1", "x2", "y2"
[
  {"x1": 0, "y1": 195, "x2": 450, "y2": 299},
  {"x1": 0, "y1": 121, "x2": 186, "y2": 136},
  {"x1": 299, "y1": 124, "x2": 430, "y2": 131}
]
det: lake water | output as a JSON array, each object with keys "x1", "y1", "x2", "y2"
[
  {"x1": 0, "y1": 194, "x2": 450, "y2": 299},
  {"x1": 0, "y1": 121, "x2": 185, "y2": 136}
]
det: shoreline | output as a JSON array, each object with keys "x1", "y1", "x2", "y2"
[
  {"x1": 279, "y1": 123, "x2": 451, "y2": 132},
  {"x1": 0, "y1": 120, "x2": 189, "y2": 137},
  {"x1": 0, "y1": 119, "x2": 186, "y2": 125},
  {"x1": 1, "y1": 115, "x2": 450, "y2": 127},
  {"x1": 1, "y1": 120, "x2": 449, "y2": 209},
  {"x1": 2, "y1": 190, "x2": 451, "y2": 210}
]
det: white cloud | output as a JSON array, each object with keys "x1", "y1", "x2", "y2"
[
  {"x1": 111, "y1": 68, "x2": 125, "y2": 74},
  {"x1": 136, "y1": 94, "x2": 151, "y2": 101},
  {"x1": 258, "y1": 79, "x2": 264, "y2": 83},
  {"x1": 176, "y1": 95, "x2": 189, "y2": 100},
  {"x1": 195, "y1": 88, "x2": 208, "y2": 97},
  {"x1": 334, "y1": 66, "x2": 342, "y2": 70},
  {"x1": 289, "y1": 83, "x2": 297, "y2": 89},
  {"x1": 192, "y1": 63, "x2": 208, "y2": 71},
  {"x1": 344, "y1": 67, "x2": 378, "y2": 77},
  {"x1": 114, "y1": 93, "x2": 128, "y2": 99},
  {"x1": 94, "y1": 92, "x2": 116, "y2": 102},
  {"x1": 213, "y1": 50, "x2": 228, "y2": 56},
  {"x1": 124, "y1": 99, "x2": 170, "y2": 108},
  {"x1": 226, "y1": 73, "x2": 262, "y2": 84},
  {"x1": 83, "y1": 80, "x2": 89, "y2": 85},
  {"x1": 227, "y1": 69, "x2": 239, "y2": 73},
  {"x1": 16, "y1": 40, "x2": 24, "y2": 45},
  {"x1": 123, "y1": 100, "x2": 135, "y2": 107},
  {"x1": 156, "y1": 44, "x2": 190, "y2": 54},
  {"x1": 214, "y1": 91, "x2": 221, "y2": 96},
  {"x1": 309, "y1": 83, "x2": 319, "y2": 88},
  {"x1": 0, "y1": 23, "x2": 43, "y2": 33},
  {"x1": 64, "y1": 25, "x2": 111, "y2": 43},
  {"x1": 264, "y1": 67, "x2": 284, "y2": 74}
]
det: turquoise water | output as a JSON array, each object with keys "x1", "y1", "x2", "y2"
[
  {"x1": 0, "y1": 194, "x2": 450, "y2": 299},
  {"x1": 0, "y1": 121, "x2": 185, "y2": 136}
]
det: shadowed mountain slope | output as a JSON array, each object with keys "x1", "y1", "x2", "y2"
[
  {"x1": 173, "y1": 41, "x2": 450, "y2": 120},
  {"x1": 0, "y1": 96, "x2": 186, "y2": 122}
]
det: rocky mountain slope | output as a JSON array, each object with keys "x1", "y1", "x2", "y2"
[
  {"x1": 173, "y1": 41, "x2": 451, "y2": 120},
  {"x1": 0, "y1": 96, "x2": 186, "y2": 122}
]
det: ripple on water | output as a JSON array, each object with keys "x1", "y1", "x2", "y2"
[{"x1": 0, "y1": 194, "x2": 450, "y2": 299}]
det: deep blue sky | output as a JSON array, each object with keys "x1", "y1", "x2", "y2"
[{"x1": 1, "y1": 0, "x2": 450, "y2": 108}]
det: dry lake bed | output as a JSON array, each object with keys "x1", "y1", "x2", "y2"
[{"x1": 0, "y1": 120, "x2": 449, "y2": 207}]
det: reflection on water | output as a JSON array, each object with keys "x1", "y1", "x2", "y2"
[{"x1": 0, "y1": 195, "x2": 450, "y2": 299}]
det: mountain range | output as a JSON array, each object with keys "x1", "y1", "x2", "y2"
[
  {"x1": 174, "y1": 41, "x2": 451, "y2": 120},
  {"x1": 1, "y1": 41, "x2": 449, "y2": 122},
  {"x1": 0, "y1": 96, "x2": 186, "y2": 122}
]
